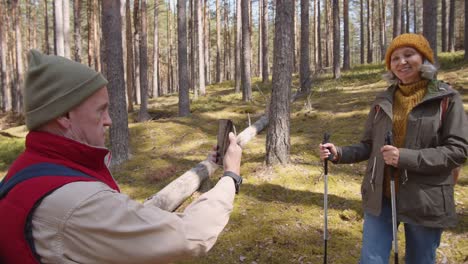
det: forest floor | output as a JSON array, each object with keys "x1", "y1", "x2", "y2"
[{"x1": 0, "y1": 52, "x2": 467, "y2": 263}]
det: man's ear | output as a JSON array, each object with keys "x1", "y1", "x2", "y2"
[{"x1": 55, "y1": 113, "x2": 71, "y2": 129}]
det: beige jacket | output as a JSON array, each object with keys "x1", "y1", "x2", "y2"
[{"x1": 32, "y1": 177, "x2": 235, "y2": 264}]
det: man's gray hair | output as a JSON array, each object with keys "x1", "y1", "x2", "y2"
[{"x1": 382, "y1": 60, "x2": 438, "y2": 85}]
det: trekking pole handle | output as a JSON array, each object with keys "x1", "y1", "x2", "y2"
[{"x1": 322, "y1": 133, "x2": 334, "y2": 162}]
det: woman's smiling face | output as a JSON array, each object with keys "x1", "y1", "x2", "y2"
[{"x1": 390, "y1": 47, "x2": 424, "y2": 84}]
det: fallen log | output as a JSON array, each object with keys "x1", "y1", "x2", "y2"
[{"x1": 146, "y1": 114, "x2": 269, "y2": 211}]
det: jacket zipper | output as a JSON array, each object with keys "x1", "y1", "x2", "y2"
[{"x1": 370, "y1": 157, "x2": 376, "y2": 192}]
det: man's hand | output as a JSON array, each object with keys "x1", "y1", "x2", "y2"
[{"x1": 223, "y1": 132, "x2": 242, "y2": 175}]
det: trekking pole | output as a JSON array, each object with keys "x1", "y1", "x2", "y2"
[
  {"x1": 385, "y1": 131, "x2": 399, "y2": 264},
  {"x1": 322, "y1": 133, "x2": 334, "y2": 264}
]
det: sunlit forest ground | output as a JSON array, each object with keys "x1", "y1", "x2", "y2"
[{"x1": 1, "y1": 52, "x2": 467, "y2": 263}]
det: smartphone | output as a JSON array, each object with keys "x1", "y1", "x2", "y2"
[{"x1": 216, "y1": 119, "x2": 235, "y2": 165}]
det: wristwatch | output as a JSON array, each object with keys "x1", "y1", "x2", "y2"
[{"x1": 222, "y1": 171, "x2": 243, "y2": 194}]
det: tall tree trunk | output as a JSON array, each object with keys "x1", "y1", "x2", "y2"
[
  {"x1": 101, "y1": 0, "x2": 129, "y2": 166},
  {"x1": 235, "y1": 0, "x2": 241, "y2": 92},
  {"x1": 152, "y1": 0, "x2": 159, "y2": 98},
  {"x1": 380, "y1": 0, "x2": 387, "y2": 60},
  {"x1": 261, "y1": 0, "x2": 269, "y2": 82},
  {"x1": 0, "y1": 1, "x2": 10, "y2": 111},
  {"x1": 241, "y1": 0, "x2": 251, "y2": 101},
  {"x1": 195, "y1": 0, "x2": 205, "y2": 95},
  {"x1": 367, "y1": 0, "x2": 373, "y2": 63},
  {"x1": 258, "y1": 0, "x2": 262, "y2": 77},
  {"x1": 204, "y1": 0, "x2": 210, "y2": 85},
  {"x1": 441, "y1": 0, "x2": 448, "y2": 52},
  {"x1": 216, "y1": 0, "x2": 222, "y2": 83},
  {"x1": 266, "y1": 0, "x2": 293, "y2": 165},
  {"x1": 138, "y1": 0, "x2": 150, "y2": 121},
  {"x1": 332, "y1": 0, "x2": 340, "y2": 78},
  {"x1": 405, "y1": 0, "x2": 409, "y2": 33},
  {"x1": 88, "y1": 0, "x2": 95, "y2": 66},
  {"x1": 133, "y1": 0, "x2": 141, "y2": 104},
  {"x1": 325, "y1": 0, "x2": 330, "y2": 67},
  {"x1": 393, "y1": 0, "x2": 402, "y2": 37},
  {"x1": 125, "y1": 0, "x2": 134, "y2": 111},
  {"x1": 360, "y1": 0, "x2": 365, "y2": 64},
  {"x1": 189, "y1": 0, "x2": 196, "y2": 98},
  {"x1": 448, "y1": 0, "x2": 455, "y2": 51},
  {"x1": 12, "y1": 0, "x2": 23, "y2": 113},
  {"x1": 316, "y1": 0, "x2": 322, "y2": 70},
  {"x1": 93, "y1": 0, "x2": 101, "y2": 71},
  {"x1": 55, "y1": 0, "x2": 65, "y2": 56},
  {"x1": 423, "y1": 0, "x2": 437, "y2": 62},
  {"x1": 293, "y1": 1, "x2": 298, "y2": 73},
  {"x1": 223, "y1": 0, "x2": 230, "y2": 80},
  {"x1": 44, "y1": 0, "x2": 50, "y2": 54},
  {"x1": 464, "y1": 0, "x2": 468, "y2": 61},
  {"x1": 343, "y1": 0, "x2": 350, "y2": 70},
  {"x1": 73, "y1": 0, "x2": 82, "y2": 62},
  {"x1": 299, "y1": 0, "x2": 310, "y2": 91},
  {"x1": 412, "y1": 0, "x2": 417, "y2": 33},
  {"x1": 178, "y1": 0, "x2": 190, "y2": 116},
  {"x1": 63, "y1": 0, "x2": 70, "y2": 58}
]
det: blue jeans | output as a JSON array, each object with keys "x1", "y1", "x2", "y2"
[{"x1": 359, "y1": 198, "x2": 442, "y2": 264}]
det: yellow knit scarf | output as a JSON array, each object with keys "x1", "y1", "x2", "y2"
[
  {"x1": 392, "y1": 80, "x2": 429, "y2": 147},
  {"x1": 383, "y1": 79, "x2": 428, "y2": 198}
]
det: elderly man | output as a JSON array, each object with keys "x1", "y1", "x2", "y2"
[{"x1": 0, "y1": 50, "x2": 243, "y2": 264}]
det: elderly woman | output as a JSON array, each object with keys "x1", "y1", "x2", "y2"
[{"x1": 319, "y1": 33, "x2": 467, "y2": 264}]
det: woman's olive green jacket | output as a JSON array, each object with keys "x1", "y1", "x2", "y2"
[{"x1": 336, "y1": 80, "x2": 467, "y2": 228}]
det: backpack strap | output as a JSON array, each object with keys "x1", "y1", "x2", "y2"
[
  {"x1": 439, "y1": 96, "x2": 450, "y2": 131},
  {"x1": 0, "y1": 163, "x2": 93, "y2": 199}
]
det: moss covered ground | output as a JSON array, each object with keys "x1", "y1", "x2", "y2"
[{"x1": 0, "y1": 52, "x2": 467, "y2": 263}]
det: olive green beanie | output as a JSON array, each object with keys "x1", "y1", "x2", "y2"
[{"x1": 24, "y1": 49, "x2": 108, "y2": 130}]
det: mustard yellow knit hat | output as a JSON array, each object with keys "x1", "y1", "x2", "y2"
[
  {"x1": 24, "y1": 50, "x2": 108, "y2": 130},
  {"x1": 385, "y1": 33, "x2": 434, "y2": 69}
]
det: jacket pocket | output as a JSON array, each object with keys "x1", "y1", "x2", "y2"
[{"x1": 399, "y1": 183, "x2": 446, "y2": 217}]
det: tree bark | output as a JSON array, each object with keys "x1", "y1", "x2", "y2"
[
  {"x1": 138, "y1": 0, "x2": 150, "y2": 121},
  {"x1": 196, "y1": 0, "x2": 205, "y2": 95},
  {"x1": 55, "y1": 0, "x2": 65, "y2": 56},
  {"x1": 393, "y1": 0, "x2": 402, "y2": 37},
  {"x1": 261, "y1": 0, "x2": 269, "y2": 83},
  {"x1": 343, "y1": 0, "x2": 350, "y2": 70},
  {"x1": 125, "y1": 0, "x2": 134, "y2": 111},
  {"x1": 63, "y1": 0, "x2": 70, "y2": 58},
  {"x1": 367, "y1": 0, "x2": 373, "y2": 63},
  {"x1": 379, "y1": 0, "x2": 387, "y2": 60},
  {"x1": 44, "y1": 0, "x2": 50, "y2": 54},
  {"x1": 412, "y1": 0, "x2": 417, "y2": 33},
  {"x1": 0, "y1": 1, "x2": 9, "y2": 111},
  {"x1": 13, "y1": 0, "x2": 23, "y2": 113},
  {"x1": 73, "y1": 0, "x2": 82, "y2": 62},
  {"x1": 360, "y1": 0, "x2": 365, "y2": 64},
  {"x1": 423, "y1": 0, "x2": 437, "y2": 62},
  {"x1": 333, "y1": 0, "x2": 340, "y2": 79},
  {"x1": 316, "y1": 0, "x2": 322, "y2": 70},
  {"x1": 204, "y1": 0, "x2": 210, "y2": 85},
  {"x1": 241, "y1": 0, "x2": 251, "y2": 101},
  {"x1": 465, "y1": 0, "x2": 468, "y2": 61},
  {"x1": 299, "y1": 0, "x2": 310, "y2": 91},
  {"x1": 448, "y1": 0, "x2": 455, "y2": 51},
  {"x1": 216, "y1": 0, "x2": 222, "y2": 83},
  {"x1": 101, "y1": 0, "x2": 129, "y2": 166},
  {"x1": 258, "y1": 0, "x2": 262, "y2": 77},
  {"x1": 87, "y1": 0, "x2": 95, "y2": 67},
  {"x1": 405, "y1": 0, "x2": 409, "y2": 33},
  {"x1": 266, "y1": 0, "x2": 293, "y2": 165},
  {"x1": 178, "y1": 0, "x2": 190, "y2": 116},
  {"x1": 152, "y1": 0, "x2": 159, "y2": 98},
  {"x1": 133, "y1": 0, "x2": 141, "y2": 104},
  {"x1": 235, "y1": 0, "x2": 241, "y2": 92},
  {"x1": 441, "y1": 0, "x2": 448, "y2": 52}
]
